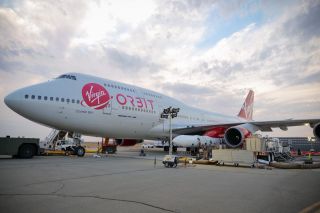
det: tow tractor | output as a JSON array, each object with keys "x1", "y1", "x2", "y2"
[{"x1": 0, "y1": 136, "x2": 40, "y2": 158}]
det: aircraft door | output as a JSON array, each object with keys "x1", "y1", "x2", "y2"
[{"x1": 103, "y1": 99, "x2": 112, "y2": 115}]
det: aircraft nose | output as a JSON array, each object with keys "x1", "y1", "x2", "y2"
[
  {"x1": 4, "y1": 91, "x2": 20, "y2": 112},
  {"x1": 4, "y1": 92, "x2": 14, "y2": 108}
]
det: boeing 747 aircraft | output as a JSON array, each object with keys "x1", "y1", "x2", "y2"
[{"x1": 4, "y1": 73, "x2": 320, "y2": 148}]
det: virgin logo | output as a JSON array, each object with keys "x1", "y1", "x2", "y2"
[{"x1": 82, "y1": 83, "x2": 110, "y2": 110}]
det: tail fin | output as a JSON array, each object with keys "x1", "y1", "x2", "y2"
[{"x1": 238, "y1": 90, "x2": 254, "y2": 120}]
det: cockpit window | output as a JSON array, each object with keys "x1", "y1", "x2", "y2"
[{"x1": 57, "y1": 74, "x2": 76, "y2": 80}]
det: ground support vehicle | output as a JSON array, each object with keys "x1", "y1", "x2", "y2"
[
  {"x1": 0, "y1": 136, "x2": 40, "y2": 158},
  {"x1": 162, "y1": 155, "x2": 179, "y2": 168}
]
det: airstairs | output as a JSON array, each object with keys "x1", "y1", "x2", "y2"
[
  {"x1": 273, "y1": 151, "x2": 294, "y2": 162},
  {"x1": 265, "y1": 137, "x2": 294, "y2": 162},
  {"x1": 40, "y1": 129, "x2": 85, "y2": 157},
  {"x1": 41, "y1": 129, "x2": 67, "y2": 149}
]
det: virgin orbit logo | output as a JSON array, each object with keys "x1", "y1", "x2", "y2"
[{"x1": 82, "y1": 83, "x2": 110, "y2": 110}]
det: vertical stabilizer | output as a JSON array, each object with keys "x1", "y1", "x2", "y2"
[{"x1": 238, "y1": 90, "x2": 254, "y2": 120}]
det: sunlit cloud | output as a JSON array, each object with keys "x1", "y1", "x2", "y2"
[{"x1": 0, "y1": 0, "x2": 319, "y2": 139}]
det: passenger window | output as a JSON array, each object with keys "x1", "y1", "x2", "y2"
[
  {"x1": 72, "y1": 99, "x2": 75, "y2": 103},
  {"x1": 77, "y1": 100, "x2": 80, "y2": 104},
  {"x1": 50, "y1": 97, "x2": 54, "y2": 101},
  {"x1": 61, "y1": 98, "x2": 65, "y2": 102},
  {"x1": 31, "y1": 95, "x2": 35, "y2": 99},
  {"x1": 38, "y1": 96, "x2": 41, "y2": 100},
  {"x1": 25, "y1": 95, "x2": 29, "y2": 99},
  {"x1": 56, "y1": 97, "x2": 59, "y2": 101},
  {"x1": 66, "y1": 99, "x2": 70, "y2": 103},
  {"x1": 44, "y1": 96, "x2": 48, "y2": 100}
]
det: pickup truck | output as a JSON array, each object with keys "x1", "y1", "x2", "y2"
[{"x1": 0, "y1": 136, "x2": 40, "y2": 158}]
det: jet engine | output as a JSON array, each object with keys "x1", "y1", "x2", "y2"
[
  {"x1": 173, "y1": 135, "x2": 221, "y2": 147},
  {"x1": 115, "y1": 139, "x2": 143, "y2": 146},
  {"x1": 204, "y1": 127, "x2": 225, "y2": 138},
  {"x1": 313, "y1": 122, "x2": 320, "y2": 139},
  {"x1": 224, "y1": 123, "x2": 259, "y2": 148}
]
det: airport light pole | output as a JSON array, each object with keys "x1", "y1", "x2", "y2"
[{"x1": 161, "y1": 107, "x2": 180, "y2": 155}]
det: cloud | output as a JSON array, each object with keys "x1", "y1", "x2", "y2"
[
  {"x1": 283, "y1": 0, "x2": 320, "y2": 41},
  {"x1": 0, "y1": 0, "x2": 319, "y2": 139},
  {"x1": 189, "y1": 1, "x2": 320, "y2": 92}
]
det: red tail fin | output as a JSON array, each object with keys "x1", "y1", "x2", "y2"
[{"x1": 238, "y1": 90, "x2": 254, "y2": 120}]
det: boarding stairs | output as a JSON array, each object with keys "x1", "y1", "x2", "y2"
[
  {"x1": 273, "y1": 151, "x2": 294, "y2": 162},
  {"x1": 41, "y1": 129, "x2": 67, "y2": 149}
]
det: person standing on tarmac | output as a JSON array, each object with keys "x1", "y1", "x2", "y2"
[
  {"x1": 208, "y1": 142, "x2": 213, "y2": 159},
  {"x1": 191, "y1": 143, "x2": 195, "y2": 156},
  {"x1": 197, "y1": 138, "x2": 201, "y2": 159},
  {"x1": 203, "y1": 143, "x2": 208, "y2": 160}
]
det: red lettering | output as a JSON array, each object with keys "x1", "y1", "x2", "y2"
[
  {"x1": 147, "y1": 100, "x2": 154, "y2": 110},
  {"x1": 115, "y1": 93, "x2": 155, "y2": 110},
  {"x1": 116, "y1": 94, "x2": 127, "y2": 105},
  {"x1": 136, "y1": 97, "x2": 143, "y2": 108},
  {"x1": 141, "y1": 98, "x2": 147, "y2": 109},
  {"x1": 127, "y1": 95, "x2": 135, "y2": 107}
]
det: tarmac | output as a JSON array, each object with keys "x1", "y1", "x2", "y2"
[{"x1": 0, "y1": 147, "x2": 320, "y2": 213}]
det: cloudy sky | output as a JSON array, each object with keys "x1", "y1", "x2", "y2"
[{"x1": 0, "y1": 0, "x2": 319, "y2": 140}]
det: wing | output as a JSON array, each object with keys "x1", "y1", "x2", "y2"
[
  {"x1": 172, "y1": 118, "x2": 320, "y2": 135},
  {"x1": 248, "y1": 119, "x2": 320, "y2": 131}
]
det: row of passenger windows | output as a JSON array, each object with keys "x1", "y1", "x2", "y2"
[
  {"x1": 143, "y1": 92, "x2": 162, "y2": 99},
  {"x1": 104, "y1": 83, "x2": 135, "y2": 93},
  {"x1": 25, "y1": 94, "x2": 80, "y2": 104},
  {"x1": 121, "y1": 106, "x2": 156, "y2": 114}
]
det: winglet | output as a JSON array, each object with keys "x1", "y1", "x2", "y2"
[{"x1": 238, "y1": 90, "x2": 254, "y2": 120}]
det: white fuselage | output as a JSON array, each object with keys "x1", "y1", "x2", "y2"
[{"x1": 4, "y1": 73, "x2": 243, "y2": 140}]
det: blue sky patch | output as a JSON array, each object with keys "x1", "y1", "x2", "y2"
[{"x1": 197, "y1": 8, "x2": 264, "y2": 49}]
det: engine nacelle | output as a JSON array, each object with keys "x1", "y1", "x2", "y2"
[
  {"x1": 173, "y1": 135, "x2": 221, "y2": 147},
  {"x1": 224, "y1": 124, "x2": 259, "y2": 148},
  {"x1": 204, "y1": 127, "x2": 225, "y2": 138},
  {"x1": 115, "y1": 139, "x2": 143, "y2": 146},
  {"x1": 313, "y1": 122, "x2": 320, "y2": 139}
]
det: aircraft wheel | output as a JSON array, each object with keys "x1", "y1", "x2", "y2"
[{"x1": 76, "y1": 146, "x2": 85, "y2": 157}]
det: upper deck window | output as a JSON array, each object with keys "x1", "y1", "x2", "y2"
[{"x1": 57, "y1": 74, "x2": 77, "y2": 80}]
